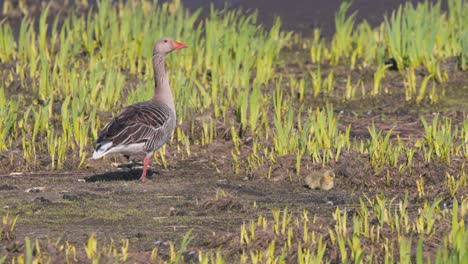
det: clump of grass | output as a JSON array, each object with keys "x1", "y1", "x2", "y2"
[
  {"x1": 0, "y1": 87, "x2": 18, "y2": 152},
  {"x1": 366, "y1": 123, "x2": 399, "y2": 171},
  {"x1": 271, "y1": 103, "x2": 350, "y2": 167},
  {"x1": 421, "y1": 115, "x2": 455, "y2": 164},
  {"x1": 459, "y1": 30, "x2": 468, "y2": 70},
  {"x1": 330, "y1": 1, "x2": 356, "y2": 65},
  {"x1": 1, "y1": 211, "x2": 18, "y2": 242},
  {"x1": 384, "y1": 0, "x2": 465, "y2": 72}
]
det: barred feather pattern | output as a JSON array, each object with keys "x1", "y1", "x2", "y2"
[{"x1": 95, "y1": 101, "x2": 176, "y2": 155}]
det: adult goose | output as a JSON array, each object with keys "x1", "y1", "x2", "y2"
[{"x1": 92, "y1": 37, "x2": 187, "y2": 182}]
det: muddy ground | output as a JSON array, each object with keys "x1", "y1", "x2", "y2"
[
  {"x1": 1, "y1": 141, "x2": 465, "y2": 261},
  {"x1": 1, "y1": 103, "x2": 467, "y2": 262},
  {"x1": 0, "y1": 0, "x2": 467, "y2": 262},
  {"x1": 1, "y1": 51, "x2": 467, "y2": 262},
  {"x1": 0, "y1": 159, "x2": 359, "y2": 257},
  {"x1": 1, "y1": 50, "x2": 468, "y2": 262}
]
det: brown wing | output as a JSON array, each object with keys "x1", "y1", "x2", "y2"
[{"x1": 95, "y1": 101, "x2": 172, "y2": 152}]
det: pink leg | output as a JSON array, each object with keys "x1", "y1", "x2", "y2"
[{"x1": 139, "y1": 156, "x2": 151, "y2": 182}]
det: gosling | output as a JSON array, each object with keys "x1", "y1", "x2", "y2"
[{"x1": 305, "y1": 170, "x2": 335, "y2": 191}]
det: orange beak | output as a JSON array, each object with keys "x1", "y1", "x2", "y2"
[{"x1": 172, "y1": 40, "x2": 188, "y2": 50}]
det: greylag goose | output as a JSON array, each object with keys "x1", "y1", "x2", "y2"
[{"x1": 92, "y1": 37, "x2": 187, "y2": 182}]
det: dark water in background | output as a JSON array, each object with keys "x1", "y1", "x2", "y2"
[
  {"x1": 0, "y1": 0, "x2": 445, "y2": 37},
  {"x1": 170, "y1": 0, "x2": 445, "y2": 37}
]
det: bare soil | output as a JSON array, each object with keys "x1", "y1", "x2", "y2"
[
  {"x1": 0, "y1": 1, "x2": 467, "y2": 262},
  {"x1": 1, "y1": 53, "x2": 467, "y2": 261},
  {"x1": 1, "y1": 109, "x2": 467, "y2": 262}
]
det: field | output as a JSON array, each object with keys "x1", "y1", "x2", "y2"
[{"x1": 0, "y1": 0, "x2": 467, "y2": 263}]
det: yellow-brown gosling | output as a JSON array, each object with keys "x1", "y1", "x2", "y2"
[
  {"x1": 305, "y1": 170, "x2": 335, "y2": 191},
  {"x1": 305, "y1": 171, "x2": 322, "y2": 190}
]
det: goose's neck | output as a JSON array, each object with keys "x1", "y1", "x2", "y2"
[{"x1": 152, "y1": 54, "x2": 174, "y2": 111}]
